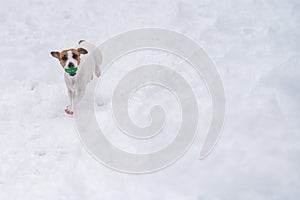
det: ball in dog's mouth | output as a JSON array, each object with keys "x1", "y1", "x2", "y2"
[
  {"x1": 65, "y1": 67, "x2": 78, "y2": 74},
  {"x1": 65, "y1": 67, "x2": 78, "y2": 75}
]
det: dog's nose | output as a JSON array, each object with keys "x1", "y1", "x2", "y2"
[{"x1": 68, "y1": 62, "x2": 74, "y2": 68}]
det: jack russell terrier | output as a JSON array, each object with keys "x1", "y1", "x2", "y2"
[{"x1": 51, "y1": 40, "x2": 102, "y2": 115}]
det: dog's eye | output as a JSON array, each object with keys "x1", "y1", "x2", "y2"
[
  {"x1": 61, "y1": 55, "x2": 67, "y2": 61},
  {"x1": 72, "y1": 54, "x2": 78, "y2": 59}
]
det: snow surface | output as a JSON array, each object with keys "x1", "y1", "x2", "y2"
[{"x1": 0, "y1": 0, "x2": 300, "y2": 199}]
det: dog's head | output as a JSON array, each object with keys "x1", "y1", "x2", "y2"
[{"x1": 51, "y1": 48, "x2": 88, "y2": 76}]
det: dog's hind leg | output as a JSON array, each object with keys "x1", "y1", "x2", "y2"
[
  {"x1": 93, "y1": 47, "x2": 102, "y2": 78},
  {"x1": 95, "y1": 65, "x2": 101, "y2": 78}
]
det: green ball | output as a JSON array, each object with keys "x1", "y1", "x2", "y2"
[{"x1": 65, "y1": 68, "x2": 78, "y2": 74}]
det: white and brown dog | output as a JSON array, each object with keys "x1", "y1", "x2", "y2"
[{"x1": 51, "y1": 40, "x2": 102, "y2": 115}]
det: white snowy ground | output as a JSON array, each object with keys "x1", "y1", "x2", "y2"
[{"x1": 0, "y1": 0, "x2": 300, "y2": 199}]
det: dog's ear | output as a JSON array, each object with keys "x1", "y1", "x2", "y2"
[
  {"x1": 51, "y1": 51, "x2": 60, "y2": 59},
  {"x1": 77, "y1": 48, "x2": 88, "y2": 55}
]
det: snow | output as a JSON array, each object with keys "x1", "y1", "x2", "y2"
[{"x1": 0, "y1": 0, "x2": 300, "y2": 199}]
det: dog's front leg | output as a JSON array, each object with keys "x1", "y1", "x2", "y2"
[{"x1": 65, "y1": 89, "x2": 74, "y2": 115}]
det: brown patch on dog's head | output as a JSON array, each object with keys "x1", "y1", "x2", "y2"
[
  {"x1": 59, "y1": 50, "x2": 69, "y2": 67},
  {"x1": 50, "y1": 50, "x2": 67, "y2": 68}
]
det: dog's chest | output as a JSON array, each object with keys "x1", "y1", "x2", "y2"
[{"x1": 64, "y1": 75, "x2": 77, "y2": 91}]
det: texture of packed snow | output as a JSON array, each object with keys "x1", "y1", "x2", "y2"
[{"x1": 0, "y1": 0, "x2": 299, "y2": 199}]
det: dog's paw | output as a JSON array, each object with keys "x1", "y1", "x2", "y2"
[
  {"x1": 65, "y1": 109, "x2": 73, "y2": 115},
  {"x1": 65, "y1": 106, "x2": 73, "y2": 115}
]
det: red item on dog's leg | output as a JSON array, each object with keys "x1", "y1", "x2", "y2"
[{"x1": 65, "y1": 109, "x2": 73, "y2": 115}]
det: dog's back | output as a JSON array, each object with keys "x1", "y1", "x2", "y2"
[{"x1": 76, "y1": 40, "x2": 102, "y2": 82}]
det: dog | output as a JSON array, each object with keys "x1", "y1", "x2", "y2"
[{"x1": 51, "y1": 40, "x2": 102, "y2": 115}]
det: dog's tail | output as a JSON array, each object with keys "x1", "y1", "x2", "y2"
[{"x1": 78, "y1": 40, "x2": 85, "y2": 44}]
